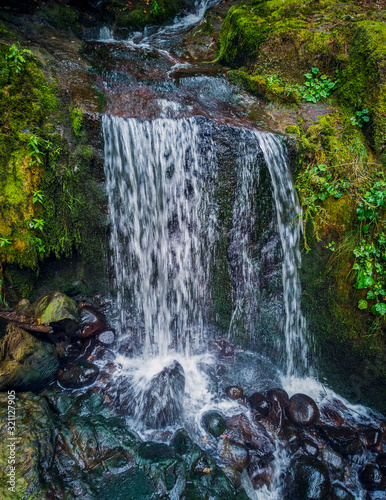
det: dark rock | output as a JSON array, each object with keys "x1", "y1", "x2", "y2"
[
  {"x1": 361, "y1": 427, "x2": 383, "y2": 450},
  {"x1": 278, "y1": 425, "x2": 301, "y2": 454},
  {"x1": 220, "y1": 352, "x2": 282, "y2": 394},
  {"x1": 286, "y1": 393, "x2": 319, "y2": 426},
  {"x1": 78, "y1": 305, "x2": 105, "y2": 339},
  {"x1": 285, "y1": 456, "x2": 331, "y2": 500},
  {"x1": 208, "y1": 338, "x2": 235, "y2": 357},
  {"x1": 302, "y1": 438, "x2": 319, "y2": 457},
  {"x1": 331, "y1": 483, "x2": 355, "y2": 499},
  {"x1": 359, "y1": 463, "x2": 386, "y2": 490},
  {"x1": 222, "y1": 466, "x2": 242, "y2": 489},
  {"x1": 247, "y1": 461, "x2": 274, "y2": 489},
  {"x1": 320, "y1": 448, "x2": 344, "y2": 474},
  {"x1": 226, "y1": 413, "x2": 275, "y2": 460},
  {"x1": 266, "y1": 400, "x2": 286, "y2": 431},
  {"x1": 317, "y1": 423, "x2": 362, "y2": 456},
  {"x1": 26, "y1": 291, "x2": 80, "y2": 325},
  {"x1": 98, "y1": 330, "x2": 115, "y2": 345},
  {"x1": 201, "y1": 411, "x2": 227, "y2": 438},
  {"x1": 218, "y1": 438, "x2": 250, "y2": 471},
  {"x1": 139, "y1": 360, "x2": 185, "y2": 429},
  {"x1": 58, "y1": 361, "x2": 99, "y2": 389},
  {"x1": 249, "y1": 392, "x2": 270, "y2": 417},
  {"x1": 0, "y1": 323, "x2": 58, "y2": 391},
  {"x1": 376, "y1": 453, "x2": 386, "y2": 472},
  {"x1": 267, "y1": 388, "x2": 289, "y2": 407},
  {"x1": 226, "y1": 385, "x2": 243, "y2": 400}
]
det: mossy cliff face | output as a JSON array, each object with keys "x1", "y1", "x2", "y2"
[
  {"x1": 0, "y1": 34, "x2": 107, "y2": 304},
  {"x1": 217, "y1": 0, "x2": 386, "y2": 411},
  {"x1": 219, "y1": 0, "x2": 386, "y2": 161}
]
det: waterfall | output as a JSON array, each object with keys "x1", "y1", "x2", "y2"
[
  {"x1": 103, "y1": 115, "x2": 217, "y2": 357},
  {"x1": 103, "y1": 114, "x2": 308, "y2": 376},
  {"x1": 255, "y1": 133, "x2": 309, "y2": 377}
]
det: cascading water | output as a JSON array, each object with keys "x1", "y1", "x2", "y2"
[
  {"x1": 96, "y1": 3, "x2": 386, "y2": 497},
  {"x1": 103, "y1": 115, "x2": 217, "y2": 357},
  {"x1": 103, "y1": 115, "x2": 305, "y2": 372}
]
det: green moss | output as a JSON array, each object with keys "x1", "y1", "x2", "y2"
[
  {"x1": 115, "y1": 0, "x2": 182, "y2": 30},
  {"x1": 228, "y1": 68, "x2": 300, "y2": 103},
  {"x1": 0, "y1": 39, "x2": 107, "y2": 302},
  {"x1": 37, "y1": 3, "x2": 81, "y2": 35},
  {"x1": 70, "y1": 105, "x2": 84, "y2": 138}
]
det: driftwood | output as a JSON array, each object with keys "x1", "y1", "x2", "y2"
[{"x1": 0, "y1": 311, "x2": 53, "y2": 334}]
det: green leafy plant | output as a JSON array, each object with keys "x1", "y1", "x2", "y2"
[
  {"x1": 32, "y1": 190, "x2": 44, "y2": 204},
  {"x1": 356, "y1": 181, "x2": 386, "y2": 232},
  {"x1": 150, "y1": 0, "x2": 165, "y2": 17},
  {"x1": 0, "y1": 237, "x2": 11, "y2": 247},
  {"x1": 326, "y1": 241, "x2": 336, "y2": 251},
  {"x1": 5, "y1": 42, "x2": 32, "y2": 74},
  {"x1": 28, "y1": 235, "x2": 46, "y2": 255},
  {"x1": 27, "y1": 134, "x2": 52, "y2": 166},
  {"x1": 350, "y1": 109, "x2": 370, "y2": 128},
  {"x1": 295, "y1": 163, "x2": 351, "y2": 248},
  {"x1": 29, "y1": 218, "x2": 45, "y2": 231},
  {"x1": 299, "y1": 67, "x2": 339, "y2": 103}
]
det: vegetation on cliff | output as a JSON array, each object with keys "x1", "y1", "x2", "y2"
[
  {"x1": 0, "y1": 32, "x2": 106, "y2": 305},
  {"x1": 217, "y1": 0, "x2": 386, "y2": 409}
]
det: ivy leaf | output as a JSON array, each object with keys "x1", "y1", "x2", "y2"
[
  {"x1": 371, "y1": 302, "x2": 386, "y2": 316},
  {"x1": 355, "y1": 275, "x2": 375, "y2": 289},
  {"x1": 358, "y1": 299, "x2": 368, "y2": 310}
]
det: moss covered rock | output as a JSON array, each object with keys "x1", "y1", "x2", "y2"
[
  {"x1": 25, "y1": 290, "x2": 79, "y2": 325},
  {"x1": 0, "y1": 392, "x2": 56, "y2": 499},
  {"x1": 0, "y1": 323, "x2": 58, "y2": 391}
]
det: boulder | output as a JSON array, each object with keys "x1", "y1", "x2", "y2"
[
  {"x1": 98, "y1": 330, "x2": 115, "y2": 345},
  {"x1": 320, "y1": 448, "x2": 344, "y2": 474},
  {"x1": 201, "y1": 411, "x2": 227, "y2": 438},
  {"x1": 58, "y1": 361, "x2": 99, "y2": 389},
  {"x1": 286, "y1": 393, "x2": 319, "y2": 426},
  {"x1": 249, "y1": 392, "x2": 270, "y2": 417},
  {"x1": 285, "y1": 456, "x2": 331, "y2": 500},
  {"x1": 331, "y1": 483, "x2": 355, "y2": 499},
  {"x1": 226, "y1": 413, "x2": 275, "y2": 460},
  {"x1": 247, "y1": 461, "x2": 274, "y2": 489},
  {"x1": 218, "y1": 438, "x2": 250, "y2": 471},
  {"x1": 0, "y1": 323, "x2": 58, "y2": 391},
  {"x1": 358, "y1": 463, "x2": 386, "y2": 490},
  {"x1": 138, "y1": 360, "x2": 185, "y2": 429},
  {"x1": 26, "y1": 291, "x2": 79, "y2": 326},
  {"x1": 317, "y1": 423, "x2": 362, "y2": 456},
  {"x1": 226, "y1": 385, "x2": 243, "y2": 400},
  {"x1": 78, "y1": 305, "x2": 105, "y2": 339}
]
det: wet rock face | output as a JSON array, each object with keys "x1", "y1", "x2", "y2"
[
  {"x1": 201, "y1": 411, "x2": 227, "y2": 437},
  {"x1": 0, "y1": 323, "x2": 58, "y2": 391},
  {"x1": 286, "y1": 393, "x2": 319, "y2": 426},
  {"x1": 139, "y1": 360, "x2": 185, "y2": 429},
  {"x1": 209, "y1": 338, "x2": 235, "y2": 357},
  {"x1": 285, "y1": 456, "x2": 331, "y2": 500},
  {"x1": 58, "y1": 361, "x2": 99, "y2": 389}
]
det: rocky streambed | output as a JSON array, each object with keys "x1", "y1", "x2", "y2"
[{"x1": 1, "y1": 291, "x2": 386, "y2": 499}]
